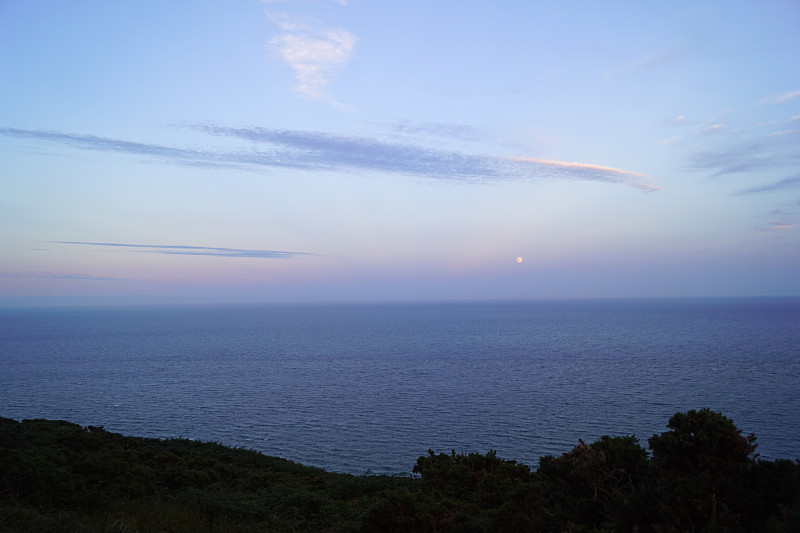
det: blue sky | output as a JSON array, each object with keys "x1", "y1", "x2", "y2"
[{"x1": 1, "y1": 0, "x2": 799, "y2": 306}]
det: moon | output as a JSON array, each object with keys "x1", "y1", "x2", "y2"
[{"x1": 516, "y1": 256, "x2": 523, "y2": 263}]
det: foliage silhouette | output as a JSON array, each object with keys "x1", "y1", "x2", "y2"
[
  {"x1": 648, "y1": 408, "x2": 759, "y2": 530},
  {"x1": 1, "y1": 411, "x2": 798, "y2": 532}
]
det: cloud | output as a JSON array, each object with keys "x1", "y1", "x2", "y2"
[
  {"x1": 382, "y1": 121, "x2": 493, "y2": 143},
  {"x1": 604, "y1": 45, "x2": 676, "y2": 78},
  {"x1": 689, "y1": 129, "x2": 800, "y2": 177},
  {"x1": 734, "y1": 174, "x2": 800, "y2": 195},
  {"x1": 505, "y1": 157, "x2": 657, "y2": 190},
  {"x1": 758, "y1": 219, "x2": 797, "y2": 233},
  {"x1": 701, "y1": 123, "x2": 724, "y2": 134},
  {"x1": 378, "y1": 120, "x2": 547, "y2": 151},
  {"x1": 195, "y1": 123, "x2": 659, "y2": 190},
  {"x1": 0, "y1": 127, "x2": 230, "y2": 169},
  {"x1": 0, "y1": 125, "x2": 657, "y2": 190},
  {"x1": 0, "y1": 271, "x2": 123, "y2": 281},
  {"x1": 763, "y1": 89, "x2": 800, "y2": 105},
  {"x1": 269, "y1": 16, "x2": 356, "y2": 101},
  {"x1": 51, "y1": 241, "x2": 317, "y2": 259},
  {"x1": 768, "y1": 128, "x2": 799, "y2": 137}
]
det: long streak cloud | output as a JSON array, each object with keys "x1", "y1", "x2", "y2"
[
  {"x1": 690, "y1": 129, "x2": 800, "y2": 177},
  {"x1": 52, "y1": 241, "x2": 317, "y2": 259},
  {"x1": 0, "y1": 125, "x2": 658, "y2": 190},
  {"x1": 0, "y1": 271, "x2": 123, "y2": 281}
]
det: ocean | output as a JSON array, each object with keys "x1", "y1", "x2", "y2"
[{"x1": 1, "y1": 297, "x2": 798, "y2": 475}]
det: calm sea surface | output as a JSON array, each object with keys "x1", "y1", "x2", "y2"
[{"x1": 1, "y1": 298, "x2": 798, "y2": 474}]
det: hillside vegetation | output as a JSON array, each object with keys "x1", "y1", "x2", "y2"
[{"x1": 1, "y1": 409, "x2": 798, "y2": 532}]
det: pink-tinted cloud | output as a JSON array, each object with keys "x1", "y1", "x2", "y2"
[
  {"x1": 1, "y1": 125, "x2": 657, "y2": 190},
  {"x1": 269, "y1": 15, "x2": 356, "y2": 101},
  {"x1": 508, "y1": 157, "x2": 658, "y2": 191},
  {"x1": 758, "y1": 219, "x2": 797, "y2": 233}
]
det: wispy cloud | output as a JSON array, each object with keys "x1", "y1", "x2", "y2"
[
  {"x1": 734, "y1": 174, "x2": 800, "y2": 195},
  {"x1": 0, "y1": 127, "x2": 229, "y2": 168},
  {"x1": 763, "y1": 89, "x2": 800, "y2": 105},
  {"x1": 666, "y1": 115, "x2": 689, "y2": 125},
  {"x1": 689, "y1": 129, "x2": 800, "y2": 177},
  {"x1": 0, "y1": 125, "x2": 657, "y2": 190},
  {"x1": 505, "y1": 157, "x2": 656, "y2": 190},
  {"x1": 195, "y1": 123, "x2": 659, "y2": 190},
  {"x1": 605, "y1": 45, "x2": 677, "y2": 78},
  {"x1": 52, "y1": 241, "x2": 317, "y2": 259},
  {"x1": 701, "y1": 123, "x2": 725, "y2": 134},
  {"x1": 0, "y1": 271, "x2": 123, "y2": 281},
  {"x1": 378, "y1": 120, "x2": 547, "y2": 151},
  {"x1": 381, "y1": 121, "x2": 493, "y2": 143},
  {"x1": 767, "y1": 128, "x2": 799, "y2": 137},
  {"x1": 758, "y1": 219, "x2": 797, "y2": 233},
  {"x1": 268, "y1": 14, "x2": 356, "y2": 101}
]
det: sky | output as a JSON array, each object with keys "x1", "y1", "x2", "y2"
[{"x1": 1, "y1": 0, "x2": 799, "y2": 306}]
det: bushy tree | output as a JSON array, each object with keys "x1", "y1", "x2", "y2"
[
  {"x1": 411, "y1": 450, "x2": 539, "y2": 531},
  {"x1": 648, "y1": 408, "x2": 757, "y2": 531},
  {"x1": 537, "y1": 435, "x2": 651, "y2": 531}
]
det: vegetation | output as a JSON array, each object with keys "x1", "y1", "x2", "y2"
[{"x1": 1, "y1": 409, "x2": 798, "y2": 532}]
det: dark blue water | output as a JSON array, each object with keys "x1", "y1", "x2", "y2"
[{"x1": 1, "y1": 298, "x2": 798, "y2": 474}]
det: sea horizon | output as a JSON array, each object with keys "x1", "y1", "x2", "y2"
[
  {"x1": 4, "y1": 292, "x2": 800, "y2": 311},
  {"x1": 2, "y1": 296, "x2": 799, "y2": 474}
]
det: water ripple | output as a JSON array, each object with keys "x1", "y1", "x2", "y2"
[{"x1": 1, "y1": 298, "x2": 799, "y2": 474}]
